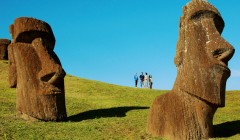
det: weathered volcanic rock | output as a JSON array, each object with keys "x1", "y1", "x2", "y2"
[
  {"x1": 8, "y1": 17, "x2": 67, "y2": 121},
  {"x1": 147, "y1": 0, "x2": 235, "y2": 139},
  {"x1": 0, "y1": 39, "x2": 11, "y2": 60}
]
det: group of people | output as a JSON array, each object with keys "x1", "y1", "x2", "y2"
[{"x1": 134, "y1": 72, "x2": 153, "y2": 89}]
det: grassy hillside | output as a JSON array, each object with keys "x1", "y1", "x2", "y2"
[{"x1": 0, "y1": 60, "x2": 240, "y2": 140}]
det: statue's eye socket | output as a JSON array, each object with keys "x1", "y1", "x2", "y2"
[
  {"x1": 213, "y1": 16, "x2": 224, "y2": 34},
  {"x1": 15, "y1": 31, "x2": 53, "y2": 44},
  {"x1": 190, "y1": 11, "x2": 224, "y2": 34}
]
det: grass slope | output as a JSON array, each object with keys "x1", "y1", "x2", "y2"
[{"x1": 0, "y1": 60, "x2": 239, "y2": 140}]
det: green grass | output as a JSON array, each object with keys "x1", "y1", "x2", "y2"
[{"x1": 0, "y1": 60, "x2": 239, "y2": 140}]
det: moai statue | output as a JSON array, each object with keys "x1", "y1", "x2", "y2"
[
  {"x1": 8, "y1": 17, "x2": 67, "y2": 121},
  {"x1": 0, "y1": 39, "x2": 11, "y2": 60},
  {"x1": 147, "y1": 0, "x2": 234, "y2": 139}
]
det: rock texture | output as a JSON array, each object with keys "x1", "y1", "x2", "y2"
[
  {"x1": 8, "y1": 17, "x2": 67, "y2": 121},
  {"x1": 0, "y1": 39, "x2": 11, "y2": 60},
  {"x1": 147, "y1": 0, "x2": 235, "y2": 139}
]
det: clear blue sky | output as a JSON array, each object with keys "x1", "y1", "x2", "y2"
[{"x1": 1, "y1": 0, "x2": 239, "y2": 90}]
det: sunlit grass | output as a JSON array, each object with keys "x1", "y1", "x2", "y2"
[{"x1": 0, "y1": 60, "x2": 239, "y2": 140}]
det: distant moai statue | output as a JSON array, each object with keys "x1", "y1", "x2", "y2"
[
  {"x1": 0, "y1": 39, "x2": 11, "y2": 60},
  {"x1": 147, "y1": 0, "x2": 234, "y2": 139},
  {"x1": 8, "y1": 17, "x2": 67, "y2": 121}
]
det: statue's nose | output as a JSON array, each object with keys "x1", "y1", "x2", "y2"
[
  {"x1": 212, "y1": 47, "x2": 234, "y2": 66},
  {"x1": 206, "y1": 33, "x2": 235, "y2": 66},
  {"x1": 201, "y1": 17, "x2": 235, "y2": 65},
  {"x1": 40, "y1": 67, "x2": 66, "y2": 85},
  {"x1": 32, "y1": 38, "x2": 66, "y2": 85}
]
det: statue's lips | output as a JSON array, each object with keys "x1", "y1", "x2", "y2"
[
  {"x1": 48, "y1": 89, "x2": 63, "y2": 95},
  {"x1": 216, "y1": 63, "x2": 230, "y2": 74},
  {"x1": 39, "y1": 83, "x2": 64, "y2": 95},
  {"x1": 214, "y1": 61, "x2": 231, "y2": 78}
]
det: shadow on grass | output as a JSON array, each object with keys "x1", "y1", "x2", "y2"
[
  {"x1": 214, "y1": 120, "x2": 240, "y2": 138},
  {"x1": 68, "y1": 106, "x2": 149, "y2": 122}
]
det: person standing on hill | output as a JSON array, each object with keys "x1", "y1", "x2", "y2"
[
  {"x1": 139, "y1": 72, "x2": 144, "y2": 87},
  {"x1": 134, "y1": 73, "x2": 138, "y2": 87},
  {"x1": 144, "y1": 73, "x2": 148, "y2": 88},
  {"x1": 149, "y1": 74, "x2": 153, "y2": 89}
]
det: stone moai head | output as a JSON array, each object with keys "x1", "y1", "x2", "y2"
[
  {"x1": 0, "y1": 39, "x2": 11, "y2": 60},
  {"x1": 173, "y1": 0, "x2": 234, "y2": 107},
  {"x1": 8, "y1": 17, "x2": 67, "y2": 121}
]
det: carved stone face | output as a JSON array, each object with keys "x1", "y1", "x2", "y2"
[
  {"x1": 8, "y1": 17, "x2": 67, "y2": 121},
  {"x1": 174, "y1": 1, "x2": 234, "y2": 107}
]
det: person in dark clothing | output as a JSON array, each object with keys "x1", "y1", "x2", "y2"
[{"x1": 139, "y1": 72, "x2": 144, "y2": 87}]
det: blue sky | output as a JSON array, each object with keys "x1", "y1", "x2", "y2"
[{"x1": 1, "y1": 0, "x2": 239, "y2": 90}]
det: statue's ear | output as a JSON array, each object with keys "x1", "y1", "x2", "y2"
[
  {"x1": 8, "y1": 43, "x2": 17, "y2": 88},
  {"x1": 9, "y1": 24, "x2": 15, "y2": 43},
  {"x1": 174, "y1": 43, "x2": 183, "y2": 67},
  {"x1": 174, "y1": 17, "x2": 184, "y2": 67}
]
